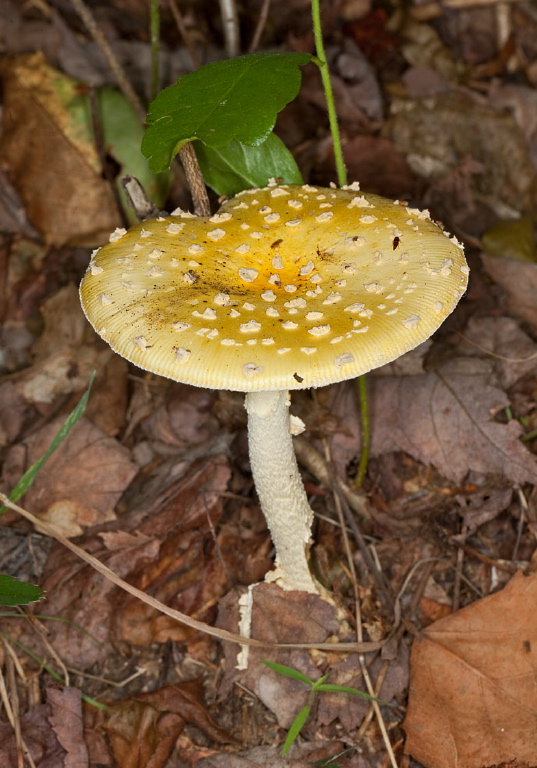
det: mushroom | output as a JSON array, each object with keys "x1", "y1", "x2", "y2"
[{"x1": 80, "y1": 182, "x2": 468, "y2": 594}]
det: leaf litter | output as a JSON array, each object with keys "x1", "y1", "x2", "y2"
[{"x1": 1, "y1": 0, "x2": 537, "y2": 766}]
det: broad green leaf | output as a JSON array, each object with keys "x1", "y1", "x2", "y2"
[
  {"x1": 1, "y1": 372, "x2": 95, "y2": 513},
  {"x1": 0, "y1": 575, "x2": 43, "y2": 606},
  {"x1": 142, "y1": 51, "x2": 312, "y2": 173},
  {"x1": 282, "y1": 705, "x2": 311, "y2": 756},
  {"x1": 194, "y1": 133, "x2": 303, "y2": 196},
  {"x1": 316, "y1": 683, "x2": 385, "y2": 702},
  {"x1": 261, "y1": 660, "x2": 313, "y2": 686}
]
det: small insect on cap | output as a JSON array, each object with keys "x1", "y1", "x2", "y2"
[{"x1": 80, "y1": 182, "x2": 468, "y2": 391}]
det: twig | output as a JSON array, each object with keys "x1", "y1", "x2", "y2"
[
  {"x1": 68, "y1": 0, "x2": 146, "y2": 123},
  {"x1": 337, "y1": 490, "x2": 393, "y2": 611},
  {"x1": 178, "y1": 144, "x2": 211, "y2": 216},
  {"x1": 122, "y1": 175, "x2": 160, "y2": 220},
  {"x1": 452, "y1": 523, "x2": 467, "y2": 612},
  {"x1": 248, "y1": 0, "x2": 271, "y2": 52},
  {"x1": 219, "y1": 0, "x2": 241, "y2": 58},
  {"x1": 167, "y1": 0, "x2": 201, "y2": 69},
  {"x1": 293, "y1": 435, "x2": 371, "y2": 524},
  {"x1": 0, "y1": 493, "x2": 382, "y2": 653}
]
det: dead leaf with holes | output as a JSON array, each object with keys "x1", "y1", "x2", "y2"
[{"x1": 404, "y1": 570, "x2": 537, "y2": 768}]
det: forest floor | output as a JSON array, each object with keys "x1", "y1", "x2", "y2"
[{"x1": 1, "y1": 0, "x2": 537, "y2": 766}]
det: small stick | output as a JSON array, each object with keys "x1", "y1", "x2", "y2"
[
  {"x1": 168, "y1": 0, "x2": 201, "y2": 69},
  {"x1": 68, "y1": 0, "x2": 146, "y2": 123},
  {"x1": 178, "y1": 143, "x2": 211, "y2": 216},
  {"x1": 122, "y1": 175, "x2": 160, "y2": 220},
  {"x1": 220, "y1": 0, "x2": 241, "y2": 58},
  {"x1": 248, "y1": 0, "x2": 271, "y2": 52}
]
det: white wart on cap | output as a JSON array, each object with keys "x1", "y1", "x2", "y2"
[{"x1": 80, "y1": 183, "x2": 468, "y2": 391}]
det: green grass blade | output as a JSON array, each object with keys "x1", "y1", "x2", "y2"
[
  {"x1": 2, "y1": 372, "x2": 96, "y2": 512},
  {"x1": 261, "y1": 660, "x2": 313, "y2": 686},
  {"x1": 282, "y1": 704, "x2": 311, "y2": 756}
]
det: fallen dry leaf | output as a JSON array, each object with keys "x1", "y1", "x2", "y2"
[
  {"x1": 0, "y1": 52, "x2": 120, "y2": 246},
  {"x1": 104, "y1": 697, "x2": 184, "y2": 768},
  {"x1": 217, "y1": 583, "x2": 342, "y2": 729},
  {"x1": 481, "y1": 255, "x2": 537, "y2": 331},
  {"x1": 47, "y1": 686, "x2": 89, "y2": 767},
  {"x1": 370, "y1": 359, "x2": 537, "y2": 485},
  {"x1": 3, "y1": 415, "x2": 137, "y2": 536},
  {"x1": 404, "y1": 570, "x2": 537, "y2": 767},
  {"x1": 0, "y1": 686, "x2": 86, "y2": 767}
]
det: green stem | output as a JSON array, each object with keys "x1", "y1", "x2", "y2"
[
  {"x1": 355, "y1": 374, "x2": 370, "y2": 488},
  {"x1": 311, "y1": 0, "x2": 371, "y2": 484},
  {"x1": 311, "y1": 0, "x2": 347, "y2": 187},
  {"x1": 150, "y1": 0, "x2": 160, "y2": 101}
]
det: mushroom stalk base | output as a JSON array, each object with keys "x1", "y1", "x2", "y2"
[{"x1": 245, "y1": 390, "x2": 317, "y2": 593}]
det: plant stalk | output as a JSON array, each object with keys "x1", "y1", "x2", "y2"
[
  {"x1": 311, "y1": 0, "x2": 346, "y2": 187},
  {"x1": 311, "y1": 0, "x2": 370, "y2": 484}
]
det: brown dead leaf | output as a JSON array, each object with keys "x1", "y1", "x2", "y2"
[
  {"x1": 47, "y1": 686, "x2": 89, "y2": 768},
  {"x1": 135, "y1": 680, "x2": 232, "y2": 744},
  {"x1": 387, "y1": 90, "x2": 537, "y2": 219},
  {"x1": 3, "y1": 415, "x2": 137, "y2": 536},
  {"x1": 404, "y1": 571, "x2": 537, "y2": 768},
  {"x1": 103, "y1": 681, "x2": 232, "y2": 768},
  {"x1": 0, "y1": 686, "x2": 86, "y2": 767},
  {"x1": 458, "y1": 316, "x2": 537, "y2": 389},
  {"x1": 481, "y1": 255, "x2": 537, "y2": 331},
  {"x1": 11, "y1": 455, "x2": 230, "y2": 668},
  {"x1": 370, "y1": 359, "x2": 537, "y2": 485},
  {"x1": 217, "y1": 583, "x2": 341, "y2": 729},
  {"x1": 104, "y1": 698, "x2": 184, "y2": 768},
  {"x1": 0, "y1": 52, "x2": 120, "y2": 246}
]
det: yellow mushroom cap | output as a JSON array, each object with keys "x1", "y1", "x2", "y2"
[{"x1": 79, "y1": 183, "x2": 468, "y2": 391}]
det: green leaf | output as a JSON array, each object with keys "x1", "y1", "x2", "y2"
[
  {"x1": 194, "y1": 133, "x2": 303, "y2": 196},
  {"x1": 2, "y1": 372, "x2": 95, "y2": 513},
  {"x1": 282, "y1": 705, "x2": 311, "y2": 756},
  {"x1": 315, "y1": 683, "x2": 386, "y2": 703},
  {"x1": 0, "y1": 575, "x2": 43, "y2": 606},
  {"x1": 142, "y1": 51, "x2": 312, "y2": 173},
  {"x1": 261, "y1": 660, "x2": 314, "y2": 686}
]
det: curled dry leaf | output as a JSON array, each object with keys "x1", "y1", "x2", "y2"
[
  {"x1": 0, "y1": 52, "x2": 120, "y2": 246},
  {"x1": 404, "y1": 571, "x2": 537, "y2": 768}
]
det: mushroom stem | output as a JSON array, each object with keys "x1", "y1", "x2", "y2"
[{"x1": 245, "y1": 390, "x2": 317, "y2": 593}]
